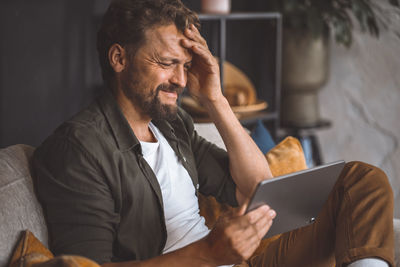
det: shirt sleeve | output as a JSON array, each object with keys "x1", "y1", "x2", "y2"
[
  {"x1": 33, "y1": 135, "x2": 119, "y2": 264},
  {"x1": 178, "y1": 108, "x2": 239, "y2": 207}
]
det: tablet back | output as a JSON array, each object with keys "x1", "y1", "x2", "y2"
[{"x1": 247, "y1": 160, "x2": 345, "y2": 239}]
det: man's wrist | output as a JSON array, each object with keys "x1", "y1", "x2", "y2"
[
  {"x1": 191, "y1": 237, "x2": 218, "y2": 267},
  {"x1": 201, "y1": 94, "x2": 229, "y2": 113}
]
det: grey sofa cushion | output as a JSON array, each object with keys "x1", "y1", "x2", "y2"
[
  {"x1": 395, "y1": 218, "x2": 400, "y2": 267},
  {"x1": 0, "y1": 144, "x2": 48, "y2": 267}
]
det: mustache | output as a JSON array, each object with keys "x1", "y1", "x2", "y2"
[{"x1": 156, "y1": 84, "x2": 185, "y2": 95}]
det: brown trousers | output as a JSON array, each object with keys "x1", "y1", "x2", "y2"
[{"x1": 239, "y1": 161, "x2": 395, "y2": 267}]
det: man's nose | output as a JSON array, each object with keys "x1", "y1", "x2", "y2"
[{"x1": 170, "y1": 65, "x2": 186, "y2": 88}]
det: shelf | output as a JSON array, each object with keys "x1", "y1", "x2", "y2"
[
  {"x1": 198, "y1": 12, "x2": 281, "y2": 20},
  {"x1": 195, "y1": 12, "x2": 282, "y2": 138},
  {"x1": 191, "y1": 111, "x2": 279, "y2": 125},
  {"x1": 280, "y1": 119, "x2": 332, "y2": 132},
  {"x1": 238, "y1": 111, "x2": 279, "y2": 125}
]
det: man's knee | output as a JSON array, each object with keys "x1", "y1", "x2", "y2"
[{"x1": 342, "y1": 161, "x2": 393, "y2": 202}]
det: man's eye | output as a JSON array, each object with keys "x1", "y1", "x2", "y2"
[
  {"x1": 184, "y1": 64, "x2": 192, "y2": 71},
  {"x1": 160, "y1": 62, "x2": 172, "y2": 67}
]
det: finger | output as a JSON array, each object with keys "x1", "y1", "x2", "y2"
[
  {"x1": 181, "y1": 38, "x2": 209, "y2": 56},
  {"x1": 190, "y1": 23, "x2": 200, "y2": 33},
  {"x1": 185, "y1": 24, "x2": 208, "y2": 47},
  {"x1": 235, "y1": 230, "x2": 263, "y2": 260},
  {"x1": 240, "y1": 197, "x2": 251, "y2": 208},
  {"x1": 192, "y1": 46, "x2": 218, "y2": 69},
  {"x1": 235, "y1": 239, "x2": 260, "y2": 260},
  {"x1": 222, "y1": 217, "x2": 267, "y2": 260},
  {"x1": 190, "y1": 23, "x2": 204, "y2": 37},
  {"x1": 231, "y1": 215, "x2": 265, "y2": 240},
  {"x1": 245, "y1": 205, "x2": 270, "y2": 224},
  {"x1": 252, "y1": 208, "x2": 276, "y2": 233},
  {"x1": 184, "y1": 28, "x2": 207, "y2": 47},
  {"x1": 239, "y1": 217, "x2": 272, "y2": 243},
  {"x1": 254, "y1": 215, "x2": 272, "y2": 239},
  {"x1": 259, "y1": 217, "x2": 274, "y2": 238},
  {"x1": 236, "y1": 203, "x2": 248, "y2": 216},
  {"x1": 181, "y1": 40, "x2": 216, "y2": 67}
]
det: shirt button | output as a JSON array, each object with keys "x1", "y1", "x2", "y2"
[
  {"x1": 183, "y1": 156, "x2": 187, "y2": 162},
  {"x1": 196, "y1": 184, "x2": 200, "y2": 190}
]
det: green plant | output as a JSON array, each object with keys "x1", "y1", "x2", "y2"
[{"x1": 266, "y1": 0, "x2": 400, "y2": 47}]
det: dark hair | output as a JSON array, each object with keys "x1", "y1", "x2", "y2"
[{"x1": 97, "y1": 0, "x2": 200, "y2": 88}]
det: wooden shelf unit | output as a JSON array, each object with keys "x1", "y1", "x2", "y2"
[{"x1": 191, "y1": 12, "x2": 282, "y2": 138}]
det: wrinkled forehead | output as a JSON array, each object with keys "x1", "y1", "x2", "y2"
[{"x1": 140, "y1": 24, "x2": 192, "y2": 60}]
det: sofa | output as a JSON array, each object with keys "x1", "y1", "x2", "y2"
[{"x1": 1, "y1": 124, "x2": 399, "y2": 266}]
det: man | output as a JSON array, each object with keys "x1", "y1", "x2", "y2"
[{"x1": 33, "y1": 0, "x2": 395, "y2": 266}]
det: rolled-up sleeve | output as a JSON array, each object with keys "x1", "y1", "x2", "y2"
[{"x1": 33, "y1": 136, "x2": 119, "y2": 264}]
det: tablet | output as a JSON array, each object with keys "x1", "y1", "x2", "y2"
[{"x1": 246, "y1": 160, "x2": 345, "y2": 239}]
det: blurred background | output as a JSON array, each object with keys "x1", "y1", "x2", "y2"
[{"x1": 0, "y1": 0, "x2": 399, "y2": 216}]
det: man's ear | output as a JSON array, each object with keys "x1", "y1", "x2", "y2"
[{"x1": 108, "y1": 43, "x2": 127, "y2": 73}]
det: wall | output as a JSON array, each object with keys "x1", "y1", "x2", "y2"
[
  {"x1": 0, "y1": 0, "x2": 99, "y2": 147},
  {"x1": 317, "y1": 18, "x2": 400, "y2": 217}
]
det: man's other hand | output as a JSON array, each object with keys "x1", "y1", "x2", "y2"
[{"x1": 204, "y1": 204, "x2": 276, "y2": 266}]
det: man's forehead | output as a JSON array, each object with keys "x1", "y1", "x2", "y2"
[{"x1": 142, "y1": 24, "x2": 192, "y2": 60}]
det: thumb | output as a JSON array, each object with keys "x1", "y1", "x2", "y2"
[{"x1": 235, "y1": 203, "x2": 248, "y2": 217}]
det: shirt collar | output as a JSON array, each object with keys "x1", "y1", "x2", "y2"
[
  {"x1": 152, "y1": 118, "x2": 178, "y2": 141},
  {"x1": 97, "y1": 90, "x2": 141, "y2": 152},
  {"x1": 97, "y1": 90, "x2": 179, "y2": 152}
]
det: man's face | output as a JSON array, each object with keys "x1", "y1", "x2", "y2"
[{"x1": 120, "y1": 24, "x2": 192, "y2": 121}]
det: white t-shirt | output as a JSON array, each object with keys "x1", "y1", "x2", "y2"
[
  {"x1": 140, "y1": 122, "x2": 210, "y2": 253},
  {"x1": 140, "y1": 123, "x2": 233, "y2": 267}
]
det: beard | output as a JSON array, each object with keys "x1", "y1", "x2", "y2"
[
  {"x1": 121, "y1": 73, "x2": 184, "y2": 121},
  {"x1": 141, "y1": 83, "x2": 184, "y2": 121}
]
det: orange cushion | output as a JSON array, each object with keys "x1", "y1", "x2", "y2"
[
  {"x1": 8, "y1": 230, "x2": 100, "y2": 267},
  {"x1": 266, "y1": 136, "x2": 307, "y2": 177}
]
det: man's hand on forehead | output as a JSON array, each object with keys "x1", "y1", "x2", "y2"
[
  {"x1": 180, "y1": 24, "x2": 222, "y2": 103},
  {"x1": 183, "y1": 24, "x2": 208, "y2": 49},
  {"x1": 181, "y1": 24, "x2": 213, "y2": 66}
]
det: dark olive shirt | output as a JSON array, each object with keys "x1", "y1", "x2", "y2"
[{"x1": 33, "y1": 91, "x2": 238, "y2": 264}]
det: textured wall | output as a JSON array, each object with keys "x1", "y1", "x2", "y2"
[
  {"x1": 0, "y1": 0, "x2": 98, "y2": 147},
  {"x1": 316, "y1": 19, "x2": 400, "y2": 217}
]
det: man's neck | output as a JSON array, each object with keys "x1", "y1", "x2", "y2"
[{"x1": 114, "y1": 90, "x2": 156, "y2": 143}]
